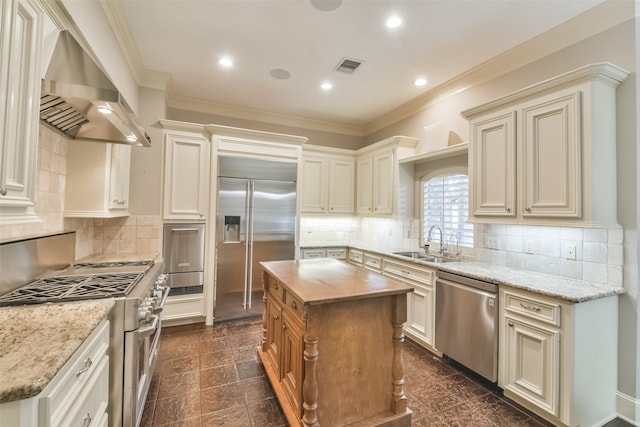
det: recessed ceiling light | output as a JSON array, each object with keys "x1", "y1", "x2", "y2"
[
  {"x1": 97, "y1": 104, "x2": 113, "y2": 115},
  {"x1": 386, "y1": 16, "x2": 402, "y2": 29},
  {"x1": 218, "y1": 56, "x2": 233, "y2": 68},
  {"x1": 321, "y1": 82, "x2": 333, "y2": 91},
  {"x1": 126, "y1": 134, "x2": 138, "y2": 143},
  {"x1": 414, "y1": 78, "x2": 427, "y2": 87}
]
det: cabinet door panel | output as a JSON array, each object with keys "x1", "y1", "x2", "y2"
[
  {"x1": 328, "y1": 157, "x2": 354, "y2": 213},
  {"x1": 281, "y1": 312, "x2": 303, "y2": 415},
  {"x1": 504, "y1": 316, "x2": 559, "y2": 416},
  {"x1": 163, "y1": 133, "x2": 209, "y2": 219},
  {"x1": 407, "y1": 284, "x2": 433, "y2": 346},
  {"x1": 356, "y1": 155, "x2": 373, "y2": 214},
  {"x1": 372, "y1": 148, "x2": 394, "y2": 215},
  {"x1": 109, "y1": 144, "x2": 131, "y2": 209},
  {"x1": 265, "y1": 299, "x2": 282, "y2": 377},
  {"x1": 301, "y1": 156, "x2": 328, "y2": 213},
  {"x1": 521, "y1": 93, "x2": 581, "y2": 217},
  {"x1": 471, "y1": 112, "x2": 516, "y2": 216}
]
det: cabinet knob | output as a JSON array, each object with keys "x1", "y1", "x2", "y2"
[
  {"x1": 505, "y1": 207, "x2": 511, "y2": 212},
  {"x1": 0, "y1": 188, "x2": 7, "y2": 196},
  {"x1": 525, "y1": 207, "x2": 532, "y2": 212},
  {"x1": 83, "y1": 413, "x2": 92, "y2": 427},
  {"x1": 273, "y1": 283, "x2": 278, "y2": 290},
  {"x1": 291, "y1": 300, "x2": 297, "y2": 310},
  {"x1": 508, "y1": 322, "x2": 514, "y2": 327}
]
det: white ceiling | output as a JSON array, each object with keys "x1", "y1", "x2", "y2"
[{"x1": 112, "y1": 0, "x2": 605, "y2": 132}]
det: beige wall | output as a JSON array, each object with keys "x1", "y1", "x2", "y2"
[{"x1": 167, "y1": 107, "x2": 364, "y2": 150}]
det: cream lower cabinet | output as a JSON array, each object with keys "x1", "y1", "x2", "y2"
[
  {"x1": 383, "y1": 258, "x2": 436, "y2": 350},
  {"x1": 0, "y1": 0, "x2": 44, "y2": 223},
  {"x1": 499, "y1": 287, "x2": 618, "y2": 427},
  {"x1": 300, "y1": 247, "x2": 346, "y2": 260},
  {"x1": 463, "y1": 63, "x2": 628, "y2": 227},
  {"x1": 65, "y1": 141, "x2": 131, "y2": 218},
  {"x1": 0, "y1": 319, "x2": 110, "y2": 427}
]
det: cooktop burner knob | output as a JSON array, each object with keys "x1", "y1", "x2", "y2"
[{"x1": 138, "y1": 307, "x2": 152, "y2": 322}]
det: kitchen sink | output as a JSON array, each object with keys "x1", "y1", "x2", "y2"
[{"x1": 392, "y1": 252, "x2": 457, "y2": 263}]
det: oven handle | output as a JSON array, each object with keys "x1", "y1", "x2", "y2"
[{"x1": 138, "y1": 314, "x2": 160, "y2": 339}]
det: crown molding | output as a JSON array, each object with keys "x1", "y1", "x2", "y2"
[
  {"x1": 364, "y1": 0, "x2": 634, "y2": 135},
  {"x1": 168, "y1": 94, "x2": 366, "y2": 137}
]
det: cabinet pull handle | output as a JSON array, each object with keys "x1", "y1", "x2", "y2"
[
  {"x1": 520, "y1": 302, "x2": 541, "y2": 312},
  {"x1": 291, "y1": 300, "x2": 297, "y2": 310},
  {"x1": 76, "y1": 357, "x2": 93, "y2": 376},
  {"x1": 401, "y1": 270, "x2": 410, "y2": 275},
  {"x1": 83, "y1": 413, "x2": 92, "y2": 427},
  {"x1": 0, "y1": 188, "x2": 6, "y2": 196}
]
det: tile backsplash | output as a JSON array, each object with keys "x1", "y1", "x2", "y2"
[
  {"x1": 300, "y1": 215, "x2": 624, "y2": 287},
  {"x1": 0, "y1": 125, "x2": 161, "y2": 261}
]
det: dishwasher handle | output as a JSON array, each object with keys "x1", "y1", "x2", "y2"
[{"x1": 436, "y1": 270, "x2": 498, "y2": 294}]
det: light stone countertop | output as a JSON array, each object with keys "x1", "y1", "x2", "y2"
[
  {"x1": 301, "y1": 244, "x2": 624, "y2": 303},
  {"x1": 0, "y1": 299, "x2": 115, "y2": 403}
]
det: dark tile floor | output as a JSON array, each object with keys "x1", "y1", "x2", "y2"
[{"x1": 141, "y1": 319, "x2": 628, "y2": 427}]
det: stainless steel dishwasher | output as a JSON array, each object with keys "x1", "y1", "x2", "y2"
[{"x1": 435, "y1": 270, "x2": 498, "y2": 382}]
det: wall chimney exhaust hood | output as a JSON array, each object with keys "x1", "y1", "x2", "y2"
[{"x1": 39, "y1": 30, "x2": 151, "y2": 147}]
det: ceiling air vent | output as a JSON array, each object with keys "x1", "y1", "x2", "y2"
[{"x1": 335, "y1": 57, "x2": 363, "y2": 74}]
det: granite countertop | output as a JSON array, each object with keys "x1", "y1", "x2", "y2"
[
  {"x1": 302, "y1": 244, "x2": 624, "y2": 303},
  {"x1": 0, "y1": 299, "x2": 115, "y2": 403}
]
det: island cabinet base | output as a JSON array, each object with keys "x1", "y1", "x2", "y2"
[{"x1": 258, "y1": 259, "x2": 414, "y2": 427}]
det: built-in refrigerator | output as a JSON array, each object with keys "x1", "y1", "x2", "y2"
[{"x1": 214, "y1": 156, "x2": 297, "y2": 321}]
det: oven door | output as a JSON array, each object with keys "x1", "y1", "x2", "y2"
[{"x1": 123, "y1": 314, "x2": 161, "y2": 427}]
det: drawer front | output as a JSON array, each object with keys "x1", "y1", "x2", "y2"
[
  {"x1": 40, "y1": 319, "x2": 110, "y2": 426},
  {"x1": 57, "y1": 356, "x2": 109, "y2": 427},
  {"x1": 301, "y1": 249, "x2": 326, "y2": 259},
  {"x1": 382, "y1": 259, "x2": 435, "y2": 286},
  {"x1": 504, "y1": 291, "x2": 561, "y2": 327},
  {"x1": 364, "y1": 254, "x2": 382, "y2": 269},
  {"x1": 268, "y1": 276, "x2": 286, "y2": 305},
  {"x1": 326, "y1": 248, "x2": 346, "y2": 260},
  {"x1": 348, "y1": 250, "x2": 363, "y2": 264},
  {"x1": 284, "y1": 290, "x2": 304, "y2": 322}
]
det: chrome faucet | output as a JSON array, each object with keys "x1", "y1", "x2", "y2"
[{"x1": 426, "y1": 225, "x2": 446, "y2": 256}]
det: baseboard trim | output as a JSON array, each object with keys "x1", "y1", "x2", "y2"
[{"x1": 617, "y1": 391, "x2": 640, "y2": 426}]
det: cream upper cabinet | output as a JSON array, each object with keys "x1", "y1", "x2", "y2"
[
  {"x1": 0, "y1": 0, "x2": 45, "y2": 224},
  {"x1": 162, "y1": 129, "x2": 210, "y2": 220},
  {"x1": 65, "y1": 141, "x2": 132, "y2": 218},
  {"x1": 300, "y1": 154, "x2": 328, "y2": 213},
  {"x1": 301, "y1": 148, "x2": 354, "y2": 214},
  {"x1": 463, "y1": 63, "x2": 628, "y2": 227},
  {"x1": 470, "y1": 111, "x2": 516, "y2": 216},
  {"x1": 372, "y1": 147, "x2": 394, "y2": 215},
  {"x1": 520, "y1": 91, "x2": 581, "y2": 218},
  {"x1": 356, "y1": 136, "x2": 418, "y2": 217}
]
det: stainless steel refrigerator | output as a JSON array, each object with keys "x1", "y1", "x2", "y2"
[{"x1": 214, "y1": 156, "x2": 297, "y2": 321}]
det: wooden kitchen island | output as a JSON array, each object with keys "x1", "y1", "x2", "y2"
[{"x1": 258, "y1": 258, "x2": 413, "y2": 427}]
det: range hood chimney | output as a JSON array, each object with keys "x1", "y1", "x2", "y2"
[{"x1": 39, "y1": 30, "x2": 151, "y2": 147}]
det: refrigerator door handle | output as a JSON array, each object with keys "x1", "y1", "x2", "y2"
[
  {"x1": 247, "y1": 180, "x2": 255, "y2": 309},
  {"x1": 243, "y1": 180, "x2": 251, "y2": 309}
]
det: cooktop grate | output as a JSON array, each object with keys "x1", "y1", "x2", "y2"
[
  {"x1": 67, "y1": 260, "x2": 154, "y2": 270},
  {"x1": 0, "y1": 272, "x2": 144, "y2": 306}
]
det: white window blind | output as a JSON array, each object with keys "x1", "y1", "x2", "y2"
[{"x1": 423, "y1": 173, "x2": 473, "y2": 248}]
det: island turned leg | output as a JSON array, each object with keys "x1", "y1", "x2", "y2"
[
  {"x1": 260, "y1": 271, "x2": 269, "y2": 353},
  {"x1": 302, "y1": 337, "x2": 320, "y2": 427},
  {"x1": 391, "y1": 294, "x2": 408, "y2": 413}
]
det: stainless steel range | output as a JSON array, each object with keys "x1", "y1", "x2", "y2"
[{"x1": 0, "y1": 233, "x2": 169, "y2": 427}]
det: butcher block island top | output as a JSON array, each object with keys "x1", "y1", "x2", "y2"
[{"x1": 258, "y1": 258, "x2": 414, "y2": 427}]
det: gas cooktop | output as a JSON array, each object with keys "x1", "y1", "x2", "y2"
[{"x1": 0, "y1": 260, "x2": 154, "y2": 307}]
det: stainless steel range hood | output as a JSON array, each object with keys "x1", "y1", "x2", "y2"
[{"x1": 40, "y1": 30, "x2": 151, "y2": 147}]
